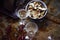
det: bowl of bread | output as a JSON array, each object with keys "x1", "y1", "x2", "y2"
[{"x1": 25, "y1": 0, "x2": 47, "y2": 19}]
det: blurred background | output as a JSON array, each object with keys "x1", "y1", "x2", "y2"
[{"x1": 0, "y1": 0, "x2": 60, "y2": 40}]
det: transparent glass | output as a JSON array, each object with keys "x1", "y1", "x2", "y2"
[
  {"x1": 24, "y1": 22, "x2": 38, "y2": 40},
  {"x1": 15, "y1": 9, "x2": 29, "y2": 25}
]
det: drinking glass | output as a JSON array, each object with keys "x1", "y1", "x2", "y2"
[
  {"x1": 24, "y1": 22, "x2": 38, "y2": 40},
  {"x1": 16, "y1": 9, "x2": 29, "y2": 25}
]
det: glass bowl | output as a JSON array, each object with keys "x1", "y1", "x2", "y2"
[{"x1": 25, "y1": 0, "x2": 47, "y2": 19}]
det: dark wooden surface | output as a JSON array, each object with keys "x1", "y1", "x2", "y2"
[{"x1": 0, "y1": 0, "x2": 60, "y2": 40}]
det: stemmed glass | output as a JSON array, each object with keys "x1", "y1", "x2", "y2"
[
  {"x1": 16, "y1": 9, "x2": 29, "y2": 25},
  {"x1": 15, "y1": 9, "x2": 30, "y2": 40},
  {"x1": 24, "y1": 22, "x2": 38, "y2": 40}
]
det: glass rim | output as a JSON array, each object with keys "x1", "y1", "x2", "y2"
[
  {"x1": 15, "y1": 9, "x2": 29, "y2": 19},
  {"x1": 24, "y1": 22, "x2": 38, "y2": 34}
]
